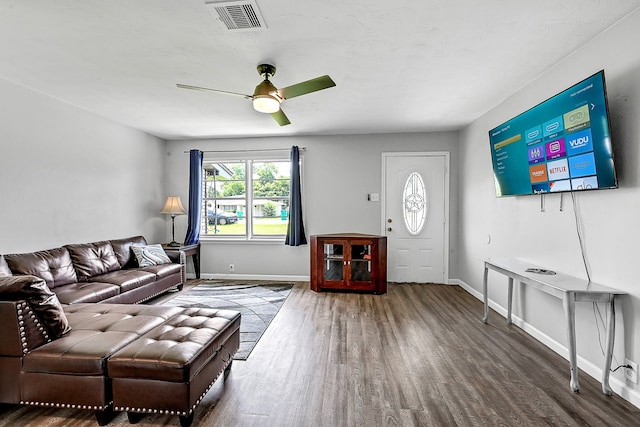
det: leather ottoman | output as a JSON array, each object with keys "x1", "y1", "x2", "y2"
[
  {"x1": 19, "y1": 303, "x2": 186, "y2": 425},
  {"x1": 108, "y1": 307, "x2": 241, "y2": 427}
]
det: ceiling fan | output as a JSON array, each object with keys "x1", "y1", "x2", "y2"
[{"x1": 177, "y1": 64, "x2": 336, "y2": 126}]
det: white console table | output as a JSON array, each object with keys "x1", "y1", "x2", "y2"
[{"x1": 482, "y1": 258, "x2": 626, "y2": 395}]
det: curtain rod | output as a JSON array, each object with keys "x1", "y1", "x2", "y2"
[{"x1": 184, "y1": 147, "x2": 306, "y2": 154}]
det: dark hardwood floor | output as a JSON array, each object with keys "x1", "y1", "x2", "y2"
[{"x1": 2, "y1": 282, "x2": 639, "y2": 426}]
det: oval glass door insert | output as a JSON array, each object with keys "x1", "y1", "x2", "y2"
[{"x1": 402, "y1": 172, "x2": 427, "y2": 235}]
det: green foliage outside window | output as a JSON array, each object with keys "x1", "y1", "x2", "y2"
[{"x1": 263, "y1": 201, "x2": 278, "y2": 218}]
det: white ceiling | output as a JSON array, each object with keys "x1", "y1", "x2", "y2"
[{"x1": 1, "y1": 1, "x2": 638, "y2": 140}]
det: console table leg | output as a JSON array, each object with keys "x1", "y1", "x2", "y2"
[
  {"x1": 482, "y1": 265, "x2": 489, "y2": 323},
  {"x1": 193, "y1": 253, "x2": 201, "y2": 279},
  {"x1": 507, "y1": 278, "x2": 514, "y2": 325},
  {"x1": 602, "y1": 297, "x2": 615, "y2": 395},
  {"x1": 563, "y1": 292, "x2": 580, "y2": 392}
]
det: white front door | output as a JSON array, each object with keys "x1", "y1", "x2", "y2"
[{"x1": 382, "y1": 152, "x2": 449, "y2": 283}]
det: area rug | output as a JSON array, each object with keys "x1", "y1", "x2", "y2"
[{"x1": 162, "y1": 281, "x2": 294, "y2": 359}]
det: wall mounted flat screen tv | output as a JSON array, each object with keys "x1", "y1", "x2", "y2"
[{"x1": 488, "y1": 70, "x2": 617, "y2": 197}]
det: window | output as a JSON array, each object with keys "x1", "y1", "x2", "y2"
[
  {"x1": 201, "y1": 157, "x2": 291, "y2": 239},
  {"x1": 402, "y1": 171, "x2": 427, "y2": 235}
]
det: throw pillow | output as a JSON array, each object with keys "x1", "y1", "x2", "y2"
[
  {"x1": 0, "y1": 255, "x2": 12, "y2": 277},
  {"x1": 0, "y1": 275, "x2": 72, "y2": 338},
  {"x1": 131, "y1": 244, "x2": 171, "y2": 267}
]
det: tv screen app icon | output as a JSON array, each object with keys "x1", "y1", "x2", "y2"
[
  {"x1": 529, "y1": 164, "x2": 548, "y2": 183},
  {"x1": 567, "y1": 128, "x2": 594, "y2": 156},
  {"x1": 547, "y1": 158, "x2": 570, "y2": 181},
  {"x1": 525, "y1": 125, "x2": 543, "y2": 145},
  {"x1": 571, "y1": 176, "x2": 599, "y2": 190},
  {"x1": 545, "y1": 138, "x2": 566, "y2": 160},
  {"x1": 543, "y1": 116, "x2": 564, "y2": 138},
  {"x1": 528, "y1": 145, "x2": 545, "y2": 164},
  {"x1": 569, "y1": 152, "x2": 597, "y2": 178}
]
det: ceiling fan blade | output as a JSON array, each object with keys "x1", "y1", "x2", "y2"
[
  {"x1": 277, "y1": 75, "x2": 336, "y2": 100},
  {"x1": 176, "y1": 84, "x2": 253, "y2": 99},
  {"x1": 271, "y1": 109, "x2": 291, "y2": 126}
]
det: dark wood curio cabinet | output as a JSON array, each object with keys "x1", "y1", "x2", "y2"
[{"x1": 310, "y1": 233, "x2": 387, "y2": 294}]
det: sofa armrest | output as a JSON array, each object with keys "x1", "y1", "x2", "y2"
[{"x1": 165, "y1": 250, "x2": 187, "y2": 284}]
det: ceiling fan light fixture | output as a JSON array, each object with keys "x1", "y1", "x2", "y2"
[
  {"x1": 177, "y1": 63, "x2": 334, "y2": 125},
  {"x1": 253, "y1": 95, "x2": 280, "y2": 113}
]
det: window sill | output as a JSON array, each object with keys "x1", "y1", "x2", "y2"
[{"x1": 199, "y1": 237, "x2": 286, "y2": 245}]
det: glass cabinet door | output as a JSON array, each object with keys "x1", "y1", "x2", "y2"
[
  {"x1": 350, "y1": 243, "x2": 372, "y2": 282},
  {"x1": 324, "y1": 243, "x2": 344, "y2": 281}
]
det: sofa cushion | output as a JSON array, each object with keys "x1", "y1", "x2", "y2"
[
  {"x1": 131, "y1": 244, "x2": 171, "y2": 267},
  {"x1": 88, "y1": 270, "x2": 156, "y2": 293},
  {"x1": 65, "y1": 241, "x2": 120, "y2": 281},
  {"x1": 139, "y1": 262, "x2": 182, "y2": 280},
  {"x1": 0, "y1": 275, "x2": 71, "y2": 338},
  {"x1": 110, "y1": 236, "x2": 148, "y2": 269},
  {"x1": 53, "y1": 282, "x2": 121, "y2": 305},
  {"x1": 5, "y1": 247, "x2": 78, "y2": 289},
  {"x1": 64, "y1": 303, "x2": 185, "y2": 329},
  {"x1": 0, "y1": 255, "x2": 11, "y2": 277}
]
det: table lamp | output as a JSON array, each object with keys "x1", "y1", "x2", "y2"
[{"x1": 160, "y1": 196, "x2": 187, "y2": 247}]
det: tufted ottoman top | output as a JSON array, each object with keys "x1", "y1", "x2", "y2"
[
  {"x1": 108, "y1": 307, "x2": 241, "y2": 383},
  {"x1": 22, "y1": 303, "x2": 185, "y2": 376}
]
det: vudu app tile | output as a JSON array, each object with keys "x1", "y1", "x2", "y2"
[
  {"x1": 545, "y1": 138, "x2": 566, "y2": 160},
  {"x1": 566, "y1": 128, "x2": 594, "y2": 156}
]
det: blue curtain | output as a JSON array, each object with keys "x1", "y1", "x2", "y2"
[
  {"x1": 184, "y1": 149, "x2": 203, "y2": 245},
  {"x1": 285, "y1": 146, "x2": 307, "y2": 246}
]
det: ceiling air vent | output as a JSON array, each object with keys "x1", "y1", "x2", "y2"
[{"x1": 205, "y1": 0, "x2": 267, "y2": 31}]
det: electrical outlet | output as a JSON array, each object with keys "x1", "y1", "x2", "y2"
[
  {"x1": 229, "y1": 264, "x2": 235, "y2": 272},
  {"x1": 624, "y1": 358, "x2": 638, "y2": 384}
]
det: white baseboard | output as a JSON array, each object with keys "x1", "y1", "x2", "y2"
[
  {"x1": 455, "y1": 278, "x2": 640, "y2": 409},
  {"x1": 200, "y1": 273, "x2": 309, "y2": 282}
]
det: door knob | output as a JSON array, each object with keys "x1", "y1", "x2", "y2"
[
  {"x1": 387, "y1": 227, "x2": 392, "y2": 232},
  {"x1": 387, "y1": 218, "x2": 392, "y2": 223}
]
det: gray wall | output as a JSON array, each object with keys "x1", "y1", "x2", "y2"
[
  {"x1": 164, "y1": 132, "x2": 459, "y2": 280},
  {"x1": 0, "y1": 77, "x2": 167, "y2": 253},
  {"x1": 458, "y1": 9, "x2": 640, "y2": 401}
]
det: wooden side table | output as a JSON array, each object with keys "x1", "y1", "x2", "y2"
[{"x1": 162, "y1": 243, "x2": 201, "y2": 279}]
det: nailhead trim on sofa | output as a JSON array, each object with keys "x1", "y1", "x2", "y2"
[
  {"x1": 16, "y1": 301, "x2": 52, "y2": 354},
  {"x1": 19, "y1": 401, "x2": 110, "y2": 411}
]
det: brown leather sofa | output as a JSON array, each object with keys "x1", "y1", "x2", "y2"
[
  {"x1": 0, "y1": 275, "x2": 241, "y2": 427},
  {"x1": 0, "y1": 236, "x2": 184, "y2": 305}
]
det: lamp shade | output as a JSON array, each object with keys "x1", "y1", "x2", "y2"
[{"x1": 160, "y1": 196, "x2": 187, "y2": 215}]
